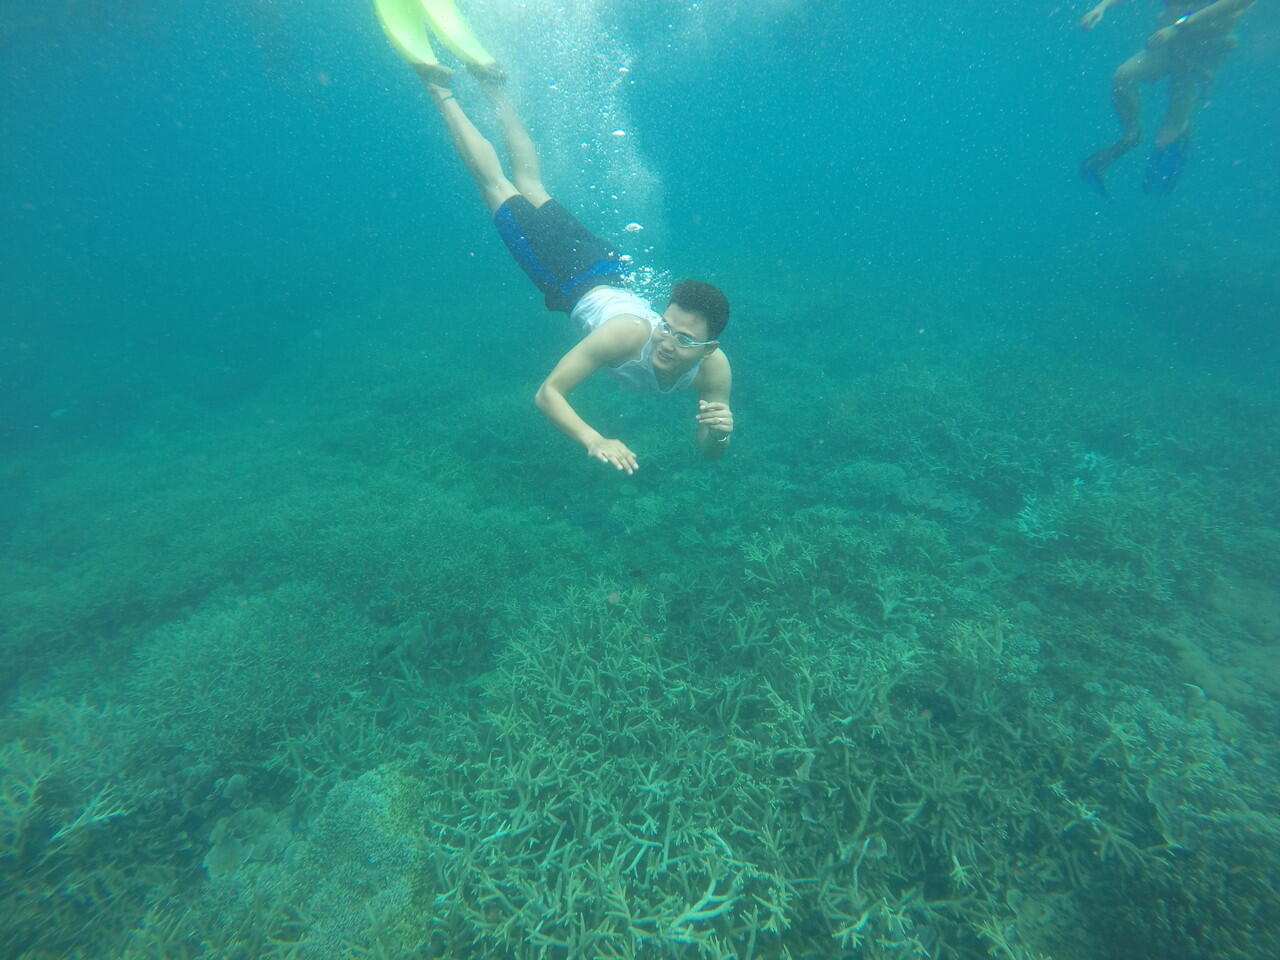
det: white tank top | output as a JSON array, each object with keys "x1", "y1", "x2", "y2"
[{"x1": 569, "y1": 286, "x2": 704, "y2": 395}]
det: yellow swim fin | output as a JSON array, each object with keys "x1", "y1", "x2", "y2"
[
  {"x1": 418, "y1": 0, "x2": 495, "y2": 70},
  {"x1": 372, "y1": 0, "x2": 439, "y2": 67}
]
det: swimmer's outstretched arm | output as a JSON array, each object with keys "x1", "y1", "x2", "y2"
[
  {"x1": 535, "y1": 318, "x2": 651, "y2": 475},
  {"x1": 1080, "y1": 0, "x2": 1132, "y2": 30}
]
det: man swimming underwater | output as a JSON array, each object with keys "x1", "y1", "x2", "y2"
[
  {"x1": 372, "y1": 0, "x2": 733, "y2": 475},
  {"x1": 1078, "y1": 0, "x2": 1257, "y2": 194}
]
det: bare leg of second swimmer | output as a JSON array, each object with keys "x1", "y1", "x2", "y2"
[
  {"x1": 1080, "y1": 54, "x2": 1148, "y2": 194},
  {"x1": 1141, "y1": 70, "x2": 1199, "y2": 193},
  {"x1": 1158, "y1": 71, "x2": 1201, "y2": 148}
]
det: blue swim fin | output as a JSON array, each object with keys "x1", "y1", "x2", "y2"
[{"x1": 1143, "y1": 135, "x2": 1189, "y2": 195}]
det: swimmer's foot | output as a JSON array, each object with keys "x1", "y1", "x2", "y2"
[
  {"x1": 1078, "y1": 152, "x2": 1110, "y2": 197},
  {"x1": 469, "y1": 60, "x2": 507, "y2": 85},
  {"x1": 1143, "y1": 134, "x2": 1189, "y2": 195},
  {"x1": 414, "y1": 61, "x2": 456, "y2": 86}
]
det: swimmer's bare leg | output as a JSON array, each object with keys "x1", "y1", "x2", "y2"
[
  {"x1": 1080, "y1": 49, "x2": 1166, "y2": 191},
  {"x1": 1159, "y1": 71, "x2": 1203, "y2": 147},
  {"x1": 478, "y1": 74, "x2": 551, "y2": 206},
  {"x1": 1141, "y1": 67, "x2": 1205, "y2": 193},
  {"x1": 1156, "y1": 27, "x2": 1238, "y2": 147},
  {"x1": 420, "y1": 71, "x2": 518, "y2": 212}
]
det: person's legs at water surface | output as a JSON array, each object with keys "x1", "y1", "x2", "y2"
[
  {"x1": 1078, "y1": 0, "x2": 1255, "y2": 196},
  {"x1": 1141, "y1": 27, "x2": 1240, "y2": 193},
  {"x1": 1141, "y1": 68, "x2": 1202, "y2": 193},
  {"x1": 1078, "y1": 47, "x2": 1173, "y2": 196}
]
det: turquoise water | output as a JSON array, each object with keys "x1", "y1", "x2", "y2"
[{"x1": 2, "y1": 2, "x2": 1278, "y2": 958}]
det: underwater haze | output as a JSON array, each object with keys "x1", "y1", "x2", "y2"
[{"x1": 2, "y1": 1, "x2": 1279, "y2": 958}]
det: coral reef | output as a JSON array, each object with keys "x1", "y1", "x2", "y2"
[{"x1": 1, "y1": 322, "x2": 1277, "y2": 959}]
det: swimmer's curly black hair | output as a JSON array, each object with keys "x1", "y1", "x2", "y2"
[{"x1": 670, "y1": 280, "x2": 730, "y2": 339}]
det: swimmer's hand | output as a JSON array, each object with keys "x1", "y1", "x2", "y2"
[
  {"x1": 588, "y1": 437, "x2": 639, "y2": 475},
  {"x1": 696, "y1": 400, "x2": 734, "y2": 440},
  {"x1": 1146, "y1": 25, "x2": 1178, "y2": 48},
  {"x1": 1079, "y1": 6, "x2": 1106, "y2": 29}
]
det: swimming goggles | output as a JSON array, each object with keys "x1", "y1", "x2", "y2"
[{"x1": 658, "y1": 319, "x2": 716, "y2": 349}]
